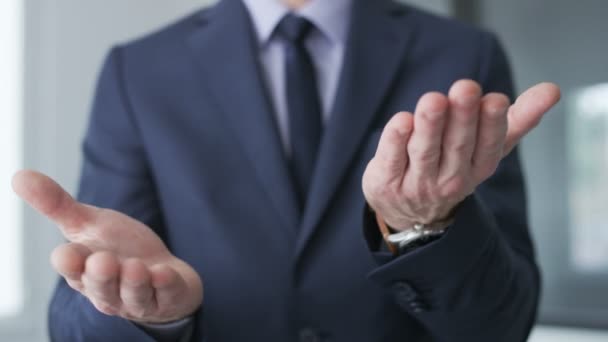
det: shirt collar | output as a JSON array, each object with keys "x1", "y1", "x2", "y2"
[{"x1": 241, "y1": 0, "x2": 353, "y2": 46}]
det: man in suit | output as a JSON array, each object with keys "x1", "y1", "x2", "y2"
[{"x1": 12, "y1": 0, "x2": 560, "y2": 340}]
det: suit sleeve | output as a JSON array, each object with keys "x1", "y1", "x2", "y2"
[
  {"x1": 364, "y1": 33, "x2": 540, "y2": 342},
  {"x1": 48, "y1": 47, "x2": 195, "y2": 342}
]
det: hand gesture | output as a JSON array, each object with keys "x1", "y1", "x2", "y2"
[
  {"x1": 12, "y1": 170, "x2": 203, "y2": 323},
  {"x1": 362, "y1": 80, "x2": 561, "y2": 230}
]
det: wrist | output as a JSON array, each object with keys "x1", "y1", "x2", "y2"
[
  {"x1": 370, "y1": 201, "x2": 462, "y2": 256},
  {"x1": 376, "y1": 211, "x2": 454, "y2": 256},
  {"x1": 384, "y1": 207, "x2": 456, "y2": 233}
]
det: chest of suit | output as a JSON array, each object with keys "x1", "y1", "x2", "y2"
[{"x1": 114, "y1": 1, "x2": 490, "y2": 340}]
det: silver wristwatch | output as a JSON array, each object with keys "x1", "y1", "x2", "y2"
[
  {"x1": 385, "y1": 223, "x2": 448, "y2": 251},
  {"x1": 375, "y1": 211, "x2": 454, "y2": 255}
]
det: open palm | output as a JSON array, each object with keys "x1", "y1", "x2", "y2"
[{"x1": 12, "y1": 170, "x2": 203, "y2": 323}]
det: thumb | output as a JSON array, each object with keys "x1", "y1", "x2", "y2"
[
  {"x1": 504, "y1": 82, "x2": 561, "y2": 154},
  {"x1": 12, "y1": 170, "x2": 92, "y2": 234}
]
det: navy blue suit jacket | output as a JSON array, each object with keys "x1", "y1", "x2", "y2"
[{"x1": 49, "y1": 0, "x2": 540, "y2": 341}]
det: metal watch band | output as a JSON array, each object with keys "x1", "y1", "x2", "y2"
[{"x1": 375, "y1": 212, "x2": 454, "y2": 255}]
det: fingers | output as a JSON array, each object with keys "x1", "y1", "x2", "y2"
[
  {"x1": 150, "y1": 264, "x2": 189, "y2": 311},
  {"x1": 472, "y1": 93, "x2": 510, "y2": 181},
  {"x1": 440, "y1": 80, "x2": 481, "y2": 176},
  {"x1": 120, "y1": 258, "x2": 155, "y2": 317},
  {"x1": 11, "y1": 170, "x2": 94, "y2": 236},
  {"x1": 504, "y1": 82, "x2": 561, "y2": 154},
  {"x1": 407, "y1": 92, "x2": 449, "y2": 178},
  {"x1": 82, "y1": 251, "x2": 121, "y2": 315},
  {"x1": 50, "y1": 242, "x2": 190, "y2": 321},
  {"x1": 373, "y1": 111, "x2": 414, "y2": 181},
  {"x1": 51, "y1": 243, "x2": 92, "y2": 287}
]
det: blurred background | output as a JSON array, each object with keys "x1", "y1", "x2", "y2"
[{"x1": 1, "y1": 0, "x2": 607, "y2": 341}]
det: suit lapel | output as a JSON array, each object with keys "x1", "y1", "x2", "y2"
[
  {"x1": 185, "y1": 0, "x2": 300, "y2": 233},
  {"x1": 295, "y1": 0, "x2": 416, "y2": 258}
]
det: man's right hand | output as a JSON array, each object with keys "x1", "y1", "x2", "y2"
[{"x1": 12, "y1": 170, "x2": 203, "y2": 324}]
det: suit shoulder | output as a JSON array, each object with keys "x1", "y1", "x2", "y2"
[
  {"x1": 117, "y1": 6, "x2": 211, "y2": 53},
  {"x1": 396, "y1": 3, "x2": 495, "y2": 43}
]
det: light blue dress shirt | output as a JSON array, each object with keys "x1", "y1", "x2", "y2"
[
  {"x1": 140, "y1": 0, "x2": 353, "y2": 340},
  {"x1": 242, "y1": 0, "x2": 352, "y2": 155}
]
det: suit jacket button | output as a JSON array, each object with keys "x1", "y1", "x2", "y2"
[
  {"x1": 392, "y1": 281, "x2": 418, "y2": 302},
  {"x1": 409, "y1": 300, "x2": 429, "y2": 313},
  {"x1": 299, "y1": 328, "x2": 321, "y2": 342}
]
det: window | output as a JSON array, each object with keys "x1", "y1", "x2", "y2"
[
  {"x1": 0, "y1": 0, "x2": 24, "y2": 319},
  {"x1": 568, "y1": 84, "x2": 608, "y2": 273}
]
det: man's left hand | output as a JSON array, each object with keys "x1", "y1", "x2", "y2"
[{"x1": 362, "y1": 79, "x2": 561, "y2": 231}]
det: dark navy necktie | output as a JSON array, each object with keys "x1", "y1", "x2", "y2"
[{"x1": 277, "y1": 14, "x2": 323, "y2": 211}]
